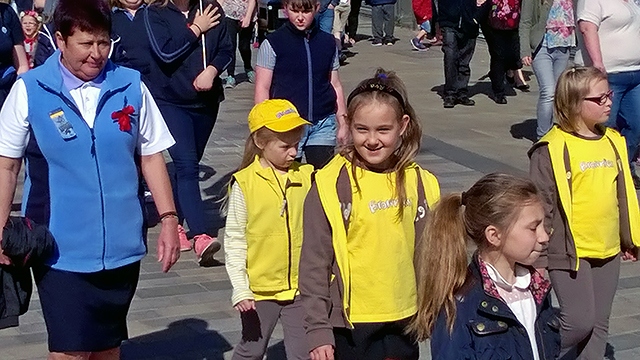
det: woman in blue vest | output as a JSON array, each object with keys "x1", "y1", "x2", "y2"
[
  {"x1": 0, "y1": 0, "x2": 180, "y2": 358},
  {"x1": 0, "y1": 2, "x2": 29, "y2": 105},
  {"x1": 144, "y1": 0, "x2": 233, "y2": 265}
]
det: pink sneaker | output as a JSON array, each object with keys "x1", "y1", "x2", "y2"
[
  {"x1": 193, "y1": 234, "x2": 221, "y2": 267},
  {"x1": 178, "y1": 225, "x2": 192, "y2": 252}
]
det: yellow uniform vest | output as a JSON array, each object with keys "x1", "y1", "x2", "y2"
[
  {"x1": 540, "y1": 127, "x2": 640, "y2": 269},
  {"x1": 233, "y1": 157, "x2": 314, "y2": 300},
  {"x1": 314, "y1": 155, "x2": 440, "y2": 325}
]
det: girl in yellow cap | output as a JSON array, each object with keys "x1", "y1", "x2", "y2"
[{"x1": 224, "y1": 99, "x2": 314, "y2": 359}]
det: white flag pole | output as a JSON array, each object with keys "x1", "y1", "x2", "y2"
[{"x1": 199, "y1": 0, "x2": 207, "y2": 70}]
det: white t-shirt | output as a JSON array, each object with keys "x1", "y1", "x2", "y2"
[
  {"x1": 575, "y1": 0, "x2": 640, "y2": 73},
  {"x1": 0, "y1": 79, "x2": 175, "y2": 158}
]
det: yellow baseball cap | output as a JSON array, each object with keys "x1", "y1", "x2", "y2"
[{"x1": 248, "y1": 99, "x2": 311, "y2": 133}]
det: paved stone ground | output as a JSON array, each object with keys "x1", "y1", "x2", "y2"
[{"x1": 2, "y1": 16, "x2": 640, "y2": 360}]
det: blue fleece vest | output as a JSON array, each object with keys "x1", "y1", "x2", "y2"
[
  {"x1": 268, "y1": 21, "x2": 337, "y2": 123},
  {"x1": 19, "y1": 52, "x2": 145, "y2": 273}
]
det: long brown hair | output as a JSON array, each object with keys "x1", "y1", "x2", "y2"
[
  {"x1": 341, "y1": 68, "x2": 422, "y2": 218},
  {"x1": 409, "y1": 173, "x2": 541, "y2": 340},
  {"x1": 219, "y1": 127, "x2": 280, "y2": 215}
]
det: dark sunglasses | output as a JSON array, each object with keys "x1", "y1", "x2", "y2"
[{"x1": 584, "y1": 90, "x2": 613, "y2": 106}]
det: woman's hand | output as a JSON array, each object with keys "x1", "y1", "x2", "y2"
[
  {"x1": 234, "y1": 299, "x2": 256, "y2": 312},
  {"x1": 522, "y1": 56, "x2": 532, "y2": 67},
  {"x1": 241, "y1": 14, "x2": 252, "y2": 28},
  {"x1": 157, "y1": 216, "x2": 180, "y2": 272},
  {"x1": 193, "y1": 66, "x2": 218, "y2": 91},
  {"x1": 192, "y1": 4, "x2": 221, "y2": 34},
  {"x1": 310, "y1": 345, "x2": 334, "y2": 360}
]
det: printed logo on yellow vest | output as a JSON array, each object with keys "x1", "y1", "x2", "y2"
[
  {"x1": 369, "y1": 198, "x2": 412, "y2": 214},
  {"x1": 579, "y1": 159, "x2": 614, "y2": 172}
]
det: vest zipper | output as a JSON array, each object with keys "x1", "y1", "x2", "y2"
[
  {"x1": 90, "y1": 128, "x2": 108, "y2": 266},
  {"x1": 304, "y1": 33, "x2": 313, "y2": 123},
  {"x1": 271, "y1": 168, "x2": 294, "y2": 290},
  {"x1": 38, "y1": 82, "x2": 117, "y2": 269},
  {"x1": 284, "y1": 191, "x2": 293, "y2": 290}
]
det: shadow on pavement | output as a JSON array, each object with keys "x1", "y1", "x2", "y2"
[
  {"x1": 203, "y1": 170, "x2": 234, "y2": 237},
  {"x1": 605, "y1": 342, "x2": 616, "y2": 360},
  {"x1": 510, "y1": 118, "x2": 538, "y2": 143},
  {"x1": 266, "y1": 340, "x2": 286, "y2": 360},
  {"x1": 121, "y1": 318, "x2": 233, "y2": 360},
  {"x1": 430, "y1": 81, "x2": 495, "y2": 100}
]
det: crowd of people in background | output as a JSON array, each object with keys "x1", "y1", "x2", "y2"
[{"x1": 0, "y1": 0, "x2": 639, "y2": 359}]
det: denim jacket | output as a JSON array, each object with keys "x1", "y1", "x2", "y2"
[{"x1": 431, "y1": 254, "x2": 561, "y2": 360}]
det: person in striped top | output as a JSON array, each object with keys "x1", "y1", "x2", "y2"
[{"x1": 224, "y1": 99, "x2": 314, "y2": 360}]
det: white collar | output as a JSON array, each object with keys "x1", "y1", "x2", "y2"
[{"x1": 483, "y1": 260, "x2": 531, "y2": 291}]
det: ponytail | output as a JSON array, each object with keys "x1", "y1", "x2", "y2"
[
  {"x1": 409, "y1": 194, "x2": 468, "y2": 340},
  {"x1": 409, "y1": 173, "x2": 542, "y2": 340}
]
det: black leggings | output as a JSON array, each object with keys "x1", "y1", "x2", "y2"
[
  {"x1": 345, "y1": 0, "x2": 362, "y2": 39},
  {"x1": 334, "y1": 318, "x2": 419, "y2": 360},
  {"x1": 224, "y1": 17, "x2": 254, "y2": 77},
  {"x1": 481, "y1": 24, "x2": 521, "y2": 97}
]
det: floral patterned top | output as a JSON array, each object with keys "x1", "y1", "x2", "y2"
[
  {"x1": 221, "y1": 0, "x2": 257, "y2": 22},
  {"x1": 543, "y1": 0, "x2": 575, "y2": 48}
]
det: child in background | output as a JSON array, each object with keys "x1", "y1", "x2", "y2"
[
  {"x1": 219, "y1": 0, "x2": 257, "y2": 88},
  {"x1": 410, "y1": 0, "x2": 431, "y2": 51},
  {"x1": 299, "y1": 69, "x2": 440, "y2": 360},
  {"x1": 254, "y1": 0, "x2": 347, "y2": 169},
  {"x1": 20, "y1": 10, "x2": 41, "y2": 69},
  {"x1": 529, "y1": 66, "x2": 640, "y2": 359},
  {"x1": 332, "y1": 0, "x2": 350, "y2": 63},
  {"x1": 410, "y1": 173, "x2": 560, "y2": 359},
  {"x1": 367, "y1": 0, "x2": 397, "y2": 46},
  {"x1": 224, "y1": 99, "x2": 313, "y2": 360}
]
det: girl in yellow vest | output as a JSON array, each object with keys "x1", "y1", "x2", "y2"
[
  {"x1": 224, "y1": 99, "x2": 314, "y2": 360},
  {"x1": 529, "y1": 66, "x2": 640, "y2": 359},
  {"x1": 410, "y1": 173, "x2": 559, "y2": 360},
  {"x1": 299, "y1": 69, "x2": 440, "y2": 360}
]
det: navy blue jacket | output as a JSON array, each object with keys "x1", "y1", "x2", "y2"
[
  {"x1": 319, "y1": 0, "x2": 340, "y2": 12},
  {"x1": 0, "y1": 217, "x2": 55, "y2": 330},
  {"x1": 437, "y1": 0, "x2": 482, "y2": 36},
  {"x1": 111, "y1": 7, "x2": 153, "y2": 83},
  {"x1": 34, "y1": 22, "x2": 56, "y2": 68},
  {"x1": 144, "y1": 1, "x2": 233, "y2": 108},
  {"x1": 431, "y1": 255, "x2": 561, "y2": 360},
  {"x1": 267, "y1": 21, "x2": 337, "y2": 123}
]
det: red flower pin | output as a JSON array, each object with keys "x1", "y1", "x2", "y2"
[{"x1": 112, "y1": 105, "x2": 135, "y2": 132}]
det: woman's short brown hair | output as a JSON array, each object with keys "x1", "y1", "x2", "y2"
[
  {"x1": 54, "y1": 0, "x2": 111, "y2": 38},
  {"x1": 282, "y1": 0, "x2": 318, "y2": 11}
]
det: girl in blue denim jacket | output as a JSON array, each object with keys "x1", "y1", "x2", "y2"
[{"x1": 410, "y1": 173, "x2": 561, "y2": 359}]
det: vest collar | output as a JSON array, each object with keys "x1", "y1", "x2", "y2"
[
  {"x1": 34, "y1": 50, "x2": 133, "y2": 119},
  {"x1": 249, "y1": 156, "x2": 305, "y2": 187},
  {"x1": 284, "y1": 19, "x2": 320, "y2": 38},
  {"x1": 57, "y1": 53, "x2": 106, "y2": 92}
]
